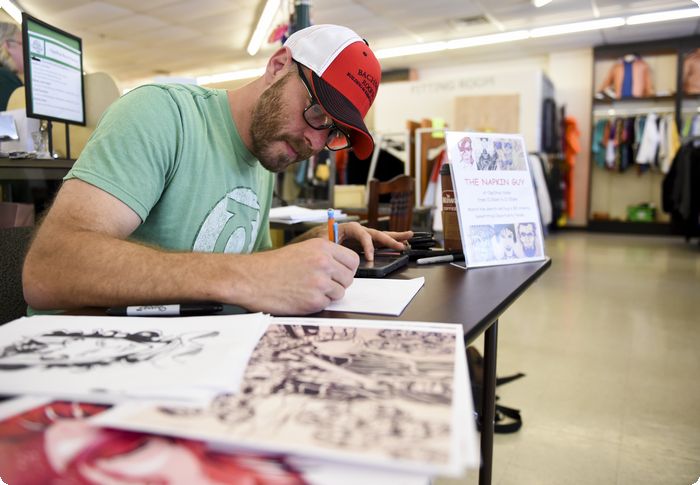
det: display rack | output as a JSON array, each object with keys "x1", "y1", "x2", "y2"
[{"x1": 588, "y1": 35, "x2": 700, "y2": 235}]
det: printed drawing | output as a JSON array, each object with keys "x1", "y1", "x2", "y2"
[
  {"x1": 150, "y1": 324, "x2": 457, "y2": 466},
  {"x1": 456, "y1": 134, "x2": 527, "y2": 171},
  {"x1": 0, "y1": 328, "x2": 219, "y2": 371},
  {"x1": 0, "y1": 399, "x2": 305, "y2": 484}
]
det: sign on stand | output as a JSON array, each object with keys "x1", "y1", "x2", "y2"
[{"x1": 445, "y1": 131, "x2": 546, "y2": 268}]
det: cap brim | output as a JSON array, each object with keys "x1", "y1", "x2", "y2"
[{"x1": 310, "y1": 72, "x2": 374, "y2": 160}]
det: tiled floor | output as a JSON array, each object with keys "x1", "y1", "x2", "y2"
[{"x1": 437, "y1": 232, "x2": 700, "y2": 485}]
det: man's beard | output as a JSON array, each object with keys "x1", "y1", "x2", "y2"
[{"x1": 250, "y1": 71, "x2": 314, "y2": 172}]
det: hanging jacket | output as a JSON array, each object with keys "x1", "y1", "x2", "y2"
[
  {"x1": 563, "y1": 116, "x2": 580, "y2": 218},
  {"x1": 598, "y1": 57, "x2": 655, "y2": 98},
  {"x1": 662, "y1": 141, "x2": 700, "y2": 238},
  {"x1": 683, "y1": 49, "x2": 700, "y2": 94}
]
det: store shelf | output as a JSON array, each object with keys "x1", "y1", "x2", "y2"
[{"x1": 592, "y1": 95, "x2": 676, "y2": 105}]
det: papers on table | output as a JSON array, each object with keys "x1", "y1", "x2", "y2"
[
  {"x1": 0, "y1": 313, "x2": 269, "y2": 403},
  {"x1": 0, "y1": 396, "x2": 432, "y2": 485},
  {"x1": 0, "y1": 312, "x2": 478, "y2": 479},
  {"x1": 92, "y1": 317, "x2": 479, "y2": 477},
  {"x1": 325, "y1": 277, "x2": 425, "y2": 316},
  {"x1": 269, "y1": 205, "x2": 347, "y2": 224}
]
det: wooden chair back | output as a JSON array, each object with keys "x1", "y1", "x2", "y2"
[{"x1": 367, "y1": 174, "x2": 414, "y2": 232}]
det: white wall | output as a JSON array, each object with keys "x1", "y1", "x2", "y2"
[
  {"x1": 373, "y1": 56, "x2": 549, "y2": 152},
  {"x1": 547, "y1": 48, "x2": 593, "y2": 227}
]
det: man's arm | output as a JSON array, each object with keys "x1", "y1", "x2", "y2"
[{"x1": 23, "y1": 179, "x2": 359, "y2": 315}]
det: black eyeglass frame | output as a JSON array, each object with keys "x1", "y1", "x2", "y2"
[{"x1": 295, "y1": 62, "x2": 351, "y2": 152}]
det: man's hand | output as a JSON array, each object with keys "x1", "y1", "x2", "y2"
[
  {"x1": 336, "y1": 222, "x2": 412, "y2": 261},
  {"x1": 293, "y1": 222, "x2": 413, "y2": 261},
  {"x1": 234, "y1": 238, "x2": 359, "y2": 315}
]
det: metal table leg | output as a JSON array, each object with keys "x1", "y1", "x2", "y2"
[{"x1": 478, "y1": 319, "x2": 498, "y2": 485}]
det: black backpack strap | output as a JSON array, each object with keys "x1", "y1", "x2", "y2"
[
  {"x1": 494, "y1": 404, "x2": 522, "y2": 433},
  {"x1": 496, "y1": 372, "x2": 526, "y2": 386}
]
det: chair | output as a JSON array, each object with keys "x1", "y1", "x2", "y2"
[
  {"x1": 0, "y1": 226, "x2": 33, "y2": 324},
  {"x1": 367, "y1": 174, "x2": 414, "y2": 232}
]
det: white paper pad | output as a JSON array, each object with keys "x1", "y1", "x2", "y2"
[
  {"x1": 0, "y1": 313, "x2": 270, "y2": 403},
  {"x1": 287, "y1": 456, "x2": 431, "y2": 485},
  {"x1": 324, "y1": 277, "x2": 425, "y2": 316}
]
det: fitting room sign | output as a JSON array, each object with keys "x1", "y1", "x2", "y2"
[{"x1": 445, "y1": 131, "x2": 546, "y2": 268}]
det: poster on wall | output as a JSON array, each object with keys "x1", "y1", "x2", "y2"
[{"x1": 445, "y1": 131, "x2": 546, "y2": 268}]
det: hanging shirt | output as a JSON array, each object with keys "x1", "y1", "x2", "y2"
[
  {"x1": 605, "y1": 121, "x2": 617, "y2": 169},
  {"x1": 621, "y1": 60, "x2": 634, "y2": 98},
  {"x1": 592, "y1": 119, "x2": 608, "y2": 168},
  {"x1": 657, "y1": 116, "x2": 668, "y2": 169},
  {"x1": 635, "y1": 112, "x2": 660, "y2": 165},
  {"x1": 660, "y1": 115, "x2": 681, "y2": 174}
]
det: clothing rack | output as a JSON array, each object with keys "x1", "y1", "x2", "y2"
[{"x1": 593, "y1": 107, "x2": 675, "y2": 117}]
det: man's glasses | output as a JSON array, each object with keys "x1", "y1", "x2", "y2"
[{"x1": 295, "y1": 62, "x2": 351, "y2": 152}]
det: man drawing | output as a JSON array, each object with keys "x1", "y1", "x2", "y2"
[{"x1": 23, "y1": 25, "x2": 411, "y2": 316}]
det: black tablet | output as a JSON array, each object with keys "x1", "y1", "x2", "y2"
[{"x1": 355, "y1": 254, "x2": 409, "y2": 278}]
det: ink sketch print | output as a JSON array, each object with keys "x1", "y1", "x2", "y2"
[
  {"x1": 0, "y1": 315, "x2": 248, "y2": 400},
  {"x1": 112, "y1": 323, "x2": 458, "y2": 470},
  {"x1": 0, "y1": 327, "x2": 219, "y2": 371}
]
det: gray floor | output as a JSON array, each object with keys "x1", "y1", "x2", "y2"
[{"x1": 437, "y1": 232, "x2": 700, "y2": 485}]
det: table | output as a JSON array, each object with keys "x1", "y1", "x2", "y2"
[
  {"x1": 314, "y1": 258, "x2": 552, "y2": 485},
  {"x1": 0, "y1": 157, "x2": 74, "y2": 180},
  {"x1": 0, "y1": 158, "x2": 74, "y2": 215}
]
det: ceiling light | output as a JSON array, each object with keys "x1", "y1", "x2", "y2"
[
  {"x1": 447, "y1": 30, "x2": 530, "y2": 50},
  {"x1": 247, "y1": 0, "x2": 281, "y2": 56},
  {"x1": 375, "y1": 41, "x2": 447, "y2": 60},
  {"x1": 197, "y1": 6, "x2": 700, "y2": 86},
  {"x1": 533, "y1": 0, "x2": 553, "y2": 7},
  {"x1": 626, "y1": 8, "x2": 700, "y2": 25},
  {"x1": 197, "y1": 67, "x2": 266, "y2": 85},
  {"x1": 530, "y1": 17, "x2": 624, "y2": 37},
  {"x1": 0, "y1": 0, "x2": 22, "y2": 23}
]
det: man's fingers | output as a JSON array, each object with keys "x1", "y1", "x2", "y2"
[
  {"x1": 325, "y1": 279, "x2": 348, "y2": 302},
  {"x1": 328, "y1": 240, "x2": 360, "y2": 271}
]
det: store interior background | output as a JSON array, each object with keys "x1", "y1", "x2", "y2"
[
  {"x1": 6, "y1": 0, "x2": 700, "y2": 227},
  {"x1": 2, "y1": 1, "x2": 700, "y2": 484}
]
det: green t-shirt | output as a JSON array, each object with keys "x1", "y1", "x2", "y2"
[{"x1": 66, "y1": 84, "x2": 273, "y2": 253}]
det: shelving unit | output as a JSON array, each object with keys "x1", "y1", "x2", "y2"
[{"x1": 588, "y1": 35, "x2": 700, "y2": 235}]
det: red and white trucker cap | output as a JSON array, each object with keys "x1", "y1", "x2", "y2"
[{"x1": 284, "y1": 24, "x2": 381, "y2": 160}]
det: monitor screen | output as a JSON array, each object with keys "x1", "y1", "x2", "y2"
[{"x1": 22, "y1": 13, "x2": 86, "y2": 126}]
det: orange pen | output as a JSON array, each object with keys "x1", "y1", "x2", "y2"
[{"x1": 327, "y1": 208, "x2": 335, "y2": 242}]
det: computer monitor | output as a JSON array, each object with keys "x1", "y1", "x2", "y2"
[{"x1": 21, "y1": 13, "x2": 86, "y2": 126}]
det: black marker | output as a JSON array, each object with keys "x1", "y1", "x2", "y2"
[{"x1": 106, "y1": 303, "x2": 224, "y2": 317}]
